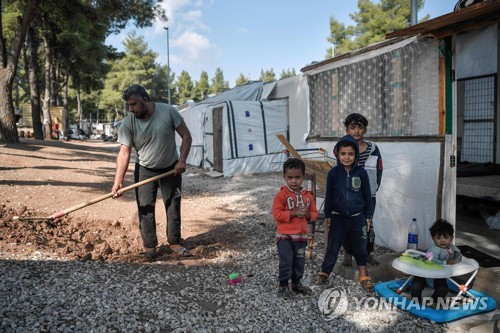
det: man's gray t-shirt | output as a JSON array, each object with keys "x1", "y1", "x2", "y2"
[{"x1": 118, "y1": 103, "x2": 183, "y2": 169}]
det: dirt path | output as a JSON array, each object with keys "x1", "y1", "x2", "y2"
[{"x1": 0, "y1": 138, "x2": 282, "y2": 264}]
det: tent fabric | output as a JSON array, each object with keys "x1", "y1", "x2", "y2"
[
  {"x1": 176, "y1": 80, "x2": 266, "y2": 167},
  {"x1": 177, "y1": 95, "x2": 288, "y2": 177},
  {"x1": 456, "y1": 24, "x2": 497, "y2": 79},
  {"x1": 200, "y1": 81, "x2": 264, "y2": 105},
  {"x1": 205, "y1": 100, "x2": 288, "y2": 177},
  {"x1": 261, "y1": 81, "x2": 277, "y2": 101},
  {"x1": 305, "y1": 37, "x2": 439, "y2": 138},
  {"x1": 267, "y1": 75, "x2": 311, "y2": 150},
  {"x1": 177, "y1": 104, "x2": 208, "y2": 167}
]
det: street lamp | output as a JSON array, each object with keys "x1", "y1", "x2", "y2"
[{"x1": 163, "y1": 27, "x2": 171, "y2": 105}]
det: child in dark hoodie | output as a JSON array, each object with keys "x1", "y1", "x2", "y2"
[{"x1": 315, "y1": 135, "x2": 375, "y2": 291}]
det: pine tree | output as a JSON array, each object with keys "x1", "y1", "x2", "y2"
[
  {"x1": 279, "y1": 68, "x2": 296, "y2": 80},
  {"x1": 176, "y1": 70, "x2": 194, "y2": 105},
  {"x1": 235, "y1": 73, "x2": 249, "y2": 86},
  {"x1": 210, "y1": 68, "x2": 229, "y2": 95},
  {"x1": 327, "y1": 0, "x2": 428, "y2": 58},
  {"x1": 194, "y1": 71, "x2": 210, "y2": 101},
  {"x1": 100, "y1": 32, "x2": 159, "y2": 120},
  {"x1": 259, "y1": 69, "x2": 276, "y2": 83}
]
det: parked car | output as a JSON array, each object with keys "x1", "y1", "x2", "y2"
[
  {"x1": 60, "y1": 129, "x2": 87, "y2": 141},
  {"x1": 101, "y1": 134, "x2": 117, "y2": 142}
]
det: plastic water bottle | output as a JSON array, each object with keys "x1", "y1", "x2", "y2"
[{"x1": 407, "y1": 218, "x2": 418, "y2": 250}]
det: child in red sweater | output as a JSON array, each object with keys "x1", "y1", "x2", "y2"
[{"x1": 272, "y1": 158, "x2": 318, "y2": 297}]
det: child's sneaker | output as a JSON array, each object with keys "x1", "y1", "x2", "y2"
[
  {"x1": 291, "y1": 284, "x2": 312, "y2": 295},
  {"x1": 315, "y1": 272, "x2": 329, "y2": 285},
  {"x1": 277, "y1": 286, "x2": 294, "y2": 299}
]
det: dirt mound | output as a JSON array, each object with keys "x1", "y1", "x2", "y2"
[{"x1": 0, "y1": 204, "x2": 231, "y2": 263}]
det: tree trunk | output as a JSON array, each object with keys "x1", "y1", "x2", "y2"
[
  {"x1": 0, "y1": 70, "x2": 18, "y2": 143},
  {"x1": 51, "y1": 55, "x2": 60, "y2": 106},
  {"x1": 0, "y1": 0, "x2": 37, "y2": 144},
  {"x1": 27, "y1": 26, "x2": 43, "y2": 140},
  {"x1": 76, "y1": 88, "x2": 83, "y2": 129},
  {"x1": 42, "y1": 35, "x2": 52, "y2": 137},
  {"x1": 62, "y1": 74, "x2": 69, "y2": 130}
]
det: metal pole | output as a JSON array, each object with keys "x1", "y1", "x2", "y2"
[
  {"x1": 164, "y1": 27, "x2": 171, "y2": 105},
  {"x1": 411, "y1": 0, "x2": 418, "y2": 26}
]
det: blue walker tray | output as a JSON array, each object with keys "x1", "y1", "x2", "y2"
[{"x1": 375, "y1": 279, "x2": 497, "y2": 323}]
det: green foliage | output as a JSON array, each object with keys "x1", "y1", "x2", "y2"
[
  {"x1": 148, "y1": 64, "x2": 175, "y2": 104},
  {"x1": 1, "y1": 1, "x2": 22, "y2": 49},
  {"x1": 279, "y1": 68, "x2": 296, "y2": 80},
  {"x1": 327, "y1": 0, "x2": 428, "y2": 58},
  {"x1": 259, "y1": 68, "x2": 276, "y2": 83},
  {"x1": 176, "y1": 70, "x2": 194, "y2": 105},
  {"x1": 235, "y1": 73, "x2": 248, "y2": 86},
  {"x1": 121, "y1": 32, "x2": 159, "y2": 84},
  {"x1": 52, "y1": 1, "x2": 111, "y2": 95},
  {"x1": 90, "y1": 0, "x2": 166, "y2": 34},
  {"x1": 194, "y1": 71, "x2": 210, "y2": 101},
  {"x1": 210, "y1": 68, "x2": 229, "y2": 95},
  {"x1": 100, "y1": 32, "x2": 162, "y2": 120}
]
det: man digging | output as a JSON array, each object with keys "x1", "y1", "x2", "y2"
[{"x1": 112, "y1": 85, "x2": 192, "y2": 260}]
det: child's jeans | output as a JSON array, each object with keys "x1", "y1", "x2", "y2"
[
  {"x1": 321, "y1": 214, "x2": 368, "y2": 274},
  {"x1": 277, "y1": 238, "x2": 307, "y2": 287},
  {"x1": 344, "y1": 197, "x2": 376, "y2": 256}
]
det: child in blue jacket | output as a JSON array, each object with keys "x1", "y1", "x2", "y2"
[
  {"x1": 341, "y1": 113, "x2": 383, "y2": 267},
  {"x1": 315, "y1": 135, "x2": 375, "y2": 291}
]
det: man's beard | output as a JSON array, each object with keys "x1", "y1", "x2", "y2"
[{"x1": 134, "y1": 102, "x2": 148, "y2": 118}]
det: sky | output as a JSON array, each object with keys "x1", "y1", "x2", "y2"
[{"x1": 106, "y1": 0, "x2": 459, "y2": 88}]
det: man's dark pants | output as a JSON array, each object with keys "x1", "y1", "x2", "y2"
[{"x1": 134, "y1": 163, "x2": 182, "y2": 248}]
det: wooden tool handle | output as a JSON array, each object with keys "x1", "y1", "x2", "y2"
[{"x1": 50, "y1": 169, "x2": 177, "y2": 219}]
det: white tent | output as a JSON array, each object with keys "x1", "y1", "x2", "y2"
[
  {"x1": 177, "y1": 81, "x2": 289, "y2": 177},
  {"x1": 203, "y1": 100, "x2": 288, "y2": 176},
  {"x1": 177, "y1": 81, "x2": 265, "y2": 168},
  {"x1": 178, "y1": 103, "x2": 209, "y2": 167},
  {"x1": 265, "y1": 75, "x2": 314, "y2": 151}
]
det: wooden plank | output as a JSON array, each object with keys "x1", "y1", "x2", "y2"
[
  {"x1": 276, "y1": 134, "x2": 334, "y2": 194},
  {"x1": 276, "y1": 134, "x2": 301, "y2": 158},
  {"x1": 438, "y1": 52, "x2": 446, "y2": 135}
]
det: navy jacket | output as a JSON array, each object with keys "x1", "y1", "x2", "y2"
[{"x1": 324, "y1": 135, "x2": 374, "y2": 219}]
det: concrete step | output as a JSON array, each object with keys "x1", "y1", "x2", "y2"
[
  {"x1": 448, "y1": 309, "x2": 500, "y2": 332},
  {"x1": 332, "y1": 252, "x2": 405, "y2": 282}
]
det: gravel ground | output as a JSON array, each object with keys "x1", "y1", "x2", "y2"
[{"x1": 0, "y1": 169, "x2": 467, "y2": 332}]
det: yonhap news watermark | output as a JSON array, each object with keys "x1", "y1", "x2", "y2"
[{"x1": 317, "y1": 287, "x2": 491, "y2": 321}]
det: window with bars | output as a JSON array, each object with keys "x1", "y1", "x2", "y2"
[{"x1": 459, "y1": 75, "x2": 497, "y2": 163}]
